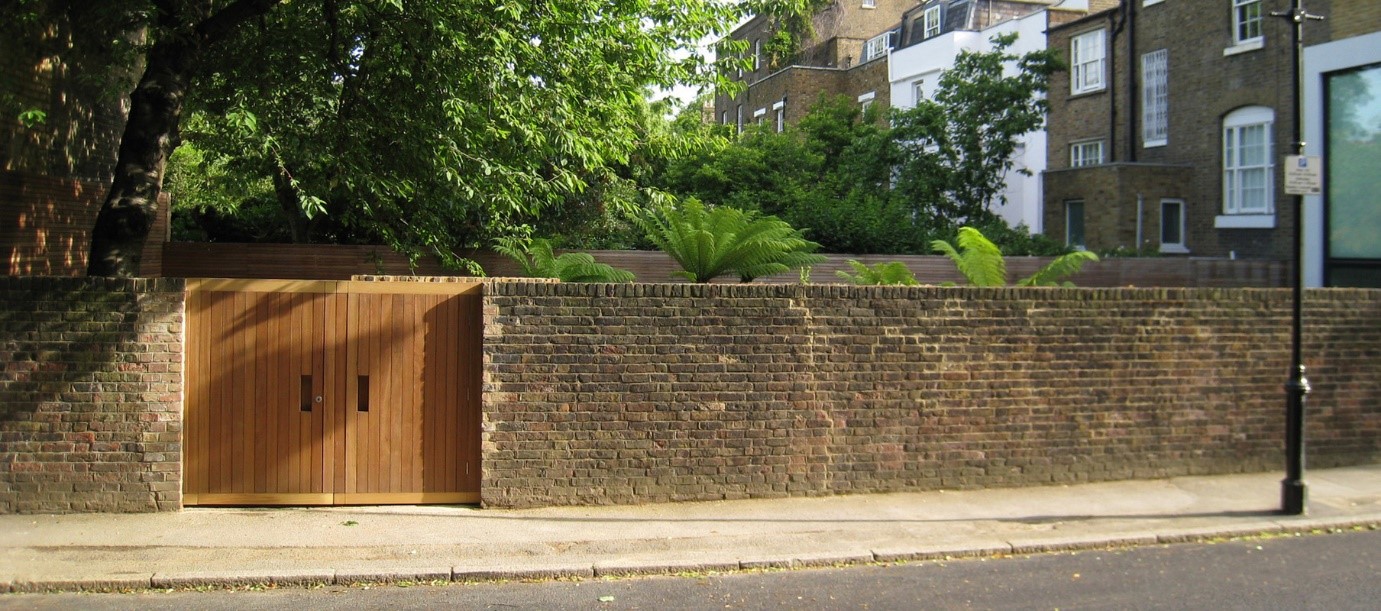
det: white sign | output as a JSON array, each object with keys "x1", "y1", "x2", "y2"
[{"x1": 1284, "y1": 155, "x2": 1322, "y2": 195}]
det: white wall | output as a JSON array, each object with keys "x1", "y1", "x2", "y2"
[{"x1": 887, "y1": 11, "x2": 1051, "y2": 232}]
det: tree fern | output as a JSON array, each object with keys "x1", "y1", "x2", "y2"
[
  {"x1": 836, "y1": 260, "x2": 919, "y2": 286},
  {"x1": 636, "y1": 199, "x2": 824, "y2": 283},
  {"x1": 930, "y1": 226, "x2": 1007, "y2": 287},
  {"x1": 494, "y1": 236, "x2": 634, "y2": 283},
  {"x1": 1017, "y1": 250, "x2": 1099, "y2": 286}
]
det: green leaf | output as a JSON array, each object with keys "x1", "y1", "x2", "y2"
[{"x1": 1018, "y1": 250, "x2": 1099, "y2": 286}]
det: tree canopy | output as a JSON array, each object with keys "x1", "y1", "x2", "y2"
[
  {"x1": 652, "y1": 34, "x2": 1067, "y2": 257},
  {"x1": 5, "y1": 0, "x2": 751, "y2": 276}
]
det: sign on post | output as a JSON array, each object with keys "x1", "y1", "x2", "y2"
[{"x1": 1284, "y1": 155, "x2": 1322, "y2": 195}]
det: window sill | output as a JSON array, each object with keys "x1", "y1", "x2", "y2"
[
  {"x1": 1143, "y1": 139, "x2": 1167, "y2": 148},
  {"x1": 1070, "y1": 86, "x2": 1106, "y2": 98},
  {"x1": 1159, "y1": 244, "x2": 1190, "y2": 254},
  {"x1": 1215, "y1": 214, "x2": 1276, "y2": 229},
  {"x1": 1223, "y1": 39, "x2": 1264, "y2": 57}
]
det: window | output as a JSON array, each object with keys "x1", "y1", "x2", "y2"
[
  {"x1": 1160, "y1": 199, "x2": 1188, "y2": 253},
  {"x1": 1221, "y1": 106, "x2": 1274, "y2": 219},
  {"x1": 858, "y1": 91, "x2": 876, "y2": 114},
  {"x1": 753, "y1": 40, "x2": 761, "y2": 71},
  {"x1": 753, "y1": 107, "x2": 767, "y2": 125},
  {"x1": 735, "y1": 104, "x2": 743, "y2": 132},
  {"x1": 1071, "y1": 29, "x2": 1106, "y2": 94},
  {"x1": 863, "y1": 32, "x2": 893, "y2": 62},
  {"x1": 1066, "y1": 201, "x2": 1086, "y2": 249},
  {"x1": 863, "y1": 0, "x2": 876, "y2": 8},
  {"x1": 773, "y1": 100, "x2": 786, "y2": 133},
  {"x1": 721, "y1": 111, "x2": 729, "y2": 125},
  {"x1": 1232, "y1": 0, "x2": 1263, "y2": 46},
  {"x1": 1142, "y1": 49, "x2": 1168, "y2": 147},
  {"x1": 1070, "y1": 140, "x2": 1104, "y2": 167},
  {"x1": 923, "y1": 6, "x2": 942, "y2": 39}
]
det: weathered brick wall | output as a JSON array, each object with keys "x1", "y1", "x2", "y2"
[
  {"x1": 0, "y1": 277, "x2": 185, "y2": 513},
  {"x1": 481, "y1": 282, "x2": 1381, "y2": 508}
]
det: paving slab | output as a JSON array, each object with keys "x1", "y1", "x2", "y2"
[{"x1": 1, "y1": 464, "x2": 1379, "y2": 593}]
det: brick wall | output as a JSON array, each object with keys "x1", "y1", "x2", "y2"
[
  {"x1": 1331, "y1": 0, "x2": 1381, "y2": 40},
  {"x1": 481, "y1": 282, "x2": 1381, "y2": 508},
  {"x1": 0, "y1": 277, "x2": 185, "y2": 513},
  {"x1": 2, "y1": 171, "x2": 170, "y2": 277}
]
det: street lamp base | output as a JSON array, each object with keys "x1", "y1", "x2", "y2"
[{"x1": 1281, "y1": 479, "x2": 1307, "y2": 515}]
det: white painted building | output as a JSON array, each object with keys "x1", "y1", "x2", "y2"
[{"x1": 887, "y1": 1, "x2": 1089, "y2": 233}]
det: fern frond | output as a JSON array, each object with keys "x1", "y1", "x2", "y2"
[
  {"x1": 1018, "y1": 250, "x2": 1099, "y2": 286},
  {"x1": 836, "y1": 260, "x2": 918, "y2": 286},
  {"x1": 931, "y1": 227, "x2": 1007, "y2": 286}
]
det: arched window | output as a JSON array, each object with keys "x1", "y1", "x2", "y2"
[{"x1": 1222, "y1": 106, "x2": 1274, "y2": 215}]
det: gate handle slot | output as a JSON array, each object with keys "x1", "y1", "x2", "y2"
[
  {"x1": 357, "y1": 375, "x2": 369, "y2": 412},
  {"x1": 300, "y1": 375, "x2": 312, "y2": 412}
]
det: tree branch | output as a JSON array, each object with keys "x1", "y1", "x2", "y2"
[{"x1": 197, "y1": 0, "x2": 283, "y2": 44}]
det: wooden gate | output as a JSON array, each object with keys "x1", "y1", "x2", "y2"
[{"x1": 182, "y1": 279, "x2": 483, "y2": 506}]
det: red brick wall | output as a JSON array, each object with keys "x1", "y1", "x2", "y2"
[
  {"x1": 0, "y1": 277, "x2": 185, "y2": 513},
  {"x1": 480, "y1": 282, "x2": 1381, "y2": 507}
]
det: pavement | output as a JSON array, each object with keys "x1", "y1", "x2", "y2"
[{"x1": 2, "y1": 464, "x2": 1380, "y2": 594}]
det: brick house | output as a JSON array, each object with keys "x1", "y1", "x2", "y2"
[
  {"x1": 713, "y1": 0, "x2": 918, "y2": 131},
  {"x1": 1041, "y1": 0, "x2": 1346, "y2": 265}
]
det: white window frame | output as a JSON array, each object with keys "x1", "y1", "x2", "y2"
[
  {"x1": 1065, "y1": 200, "x2": 1086, "y2": 250},
  {"x1": 1071, "y1": 29, "x2": 1107, "y2": 95},
  {"x1": 863, "y1": 0, "x2": 876, "y2": 8},
  {"x1": 1219, "y1": 106, "x2": 1276, "y2": 226},
  {"x1": 735, "y1": 104, "x2": 743, "y2": 132},
  {"x1": 1160, "y1": 198, "x2": 1189, "y2": 254},
  {"x1": 1232, "y1": 0, "x2": 1263, "y2": 47},
  {"x1": 753, "y1": 107, "x2": 767, "y2": 125},
  {"x1": 753, "y1": 39, "x2": 761, "y2": 71},
  {"x1": 1142, "y1": 49, "x2": 1169, "y2": 147},
  {"x1": 923, "y1": 6, "x2": 942, "y2": 39},
  {"x1": 773, "y1": 100, "x2": 786, "y2": 133},
  {"x1": 1070, "y1": 140, "x2": 1104, "y2": 167},
  {"x1": 863, "y1": 32, "x2": 893, "y2": 63}
]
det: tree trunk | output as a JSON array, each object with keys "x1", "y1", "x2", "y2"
[
  {"x1": 86, "y1": 0, "x2": 284, "y2": 276},
  {"x1": 85, "y1": 37, "x2": 196, "y2": 277},
  {"x1": 272, "y1": 163, "x2": 312, "y2": 243}
]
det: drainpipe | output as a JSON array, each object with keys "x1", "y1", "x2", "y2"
[
  {"x1": 1108, "y1": 2, "x2": 1128, "y2": 162},
  {"x1": 1136, "y1": 193, "x2": 1144, "y2": 252},
  {"x1": 1126, "y1": 0, "x2": 1137, "y2": 162}
]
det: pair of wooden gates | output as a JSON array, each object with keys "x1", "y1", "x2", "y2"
[{"x1": 183, "y1": 279, "x2": 482, "y2": 506}]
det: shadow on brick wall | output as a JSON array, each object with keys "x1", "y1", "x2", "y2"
[{"x1": 0, "y1": 277, "x2": 183, "y2": 513}]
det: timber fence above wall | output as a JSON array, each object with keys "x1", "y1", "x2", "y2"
[{"x1": 162, "y1": 242, "x2": 1288, "y2": 288}]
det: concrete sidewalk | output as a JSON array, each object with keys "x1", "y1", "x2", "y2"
[{"x1": 3, "y1": 464, "x2": 1380, "y2": 593}]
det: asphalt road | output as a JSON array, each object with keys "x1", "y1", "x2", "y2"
[{"x1": 3, "y1": 528, "x2": 1378, "y2": 610}]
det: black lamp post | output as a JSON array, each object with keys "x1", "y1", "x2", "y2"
[{"x1": 1272, "y1": 0, "x2": 1323, "y2": 516}]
